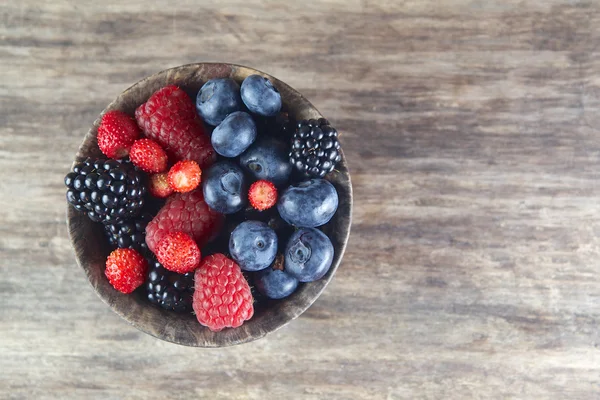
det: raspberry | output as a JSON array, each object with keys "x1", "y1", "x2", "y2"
[
  {"x1": 156, "y1": 231, "x2": 201, "y2": 273},
  {"x1": 136, "y1": 86, "x2": 196, "y2": 130},
  {"x1": 97, "y1": 110, "x2": 140, "y2": 159},
  {"x1": 135, "y1": 86, "x2": 216, "y2": 168},
  {"x1": 129, "y1": 138, "x2": 168, "y2": 173},
  {"x1": 248, "y1": 180, "x2": 277, "y2": 211},
  {"x1": 148, "y1": 172, "x2": 174, "y2": 198},
  {"x1": 145, "y1": 189, "x2": 223, "y2": 253},
  {"x1": 105, "y1": 248, "x2": 148, "y2": 294},
  {"x1": 192, "y1": 254, "x2": 254, "y2": 331},
  {"x1": 168, "y1": 160, "x2": 201, "y2": 193}
]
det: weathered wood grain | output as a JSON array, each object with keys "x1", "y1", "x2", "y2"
[{"x1": 2, "y1": 0, "x2": 600, "y2": 398}]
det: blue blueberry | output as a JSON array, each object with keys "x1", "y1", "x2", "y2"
[
  {"x1": 277, "y1": 179, "x2": 338, "y2": 228},
  {"x1": 202, "y1": 161, "x2": 247, "y2": 214},
  {"x1": 196, "y1": 78, "x2": 243, "y2": 126},
  {"x1": 284, "y1": 228, "x2": 334, "y2": 282},
  {"x1": 239, "y1": 137, "x2": 292, "y2": 186},
  {"x1": 212, "y1": 111, "x2": 257, "y2": 157},
  {"x1": 255, "y1": 268, "x2": 298, "y2": 299},
  {"x1": 229, "y1": 221, "x2": 278, "y2": 271},
  {"x1": 240, "y1": 75, "x2": 282, "y2": 117}
]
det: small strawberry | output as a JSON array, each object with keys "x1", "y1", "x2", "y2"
[
  {"x1": 155, "y1": 231, "x2": 201, "y2": 273},
  {"x1": 105, "y1": 248, "x2": 148, "y2": 294},
  {"x1": 248, "y1": 180, "x2": 277, "y2": 211},
  {"x1": 193, "y1": 254, "x2": 254, "y2": 332},
  {"x1": 129, "y1": 138, "x2": 168, "y2": 173},
  {"x1": 97, "y1": 110, "x2": 140, "y2": 159},
  {"x1": 148, "y1": 172, "x2": 174, "y2": 198},
  {"x1": 168, "y1": 160, "x2": 201, "y2": 193}
]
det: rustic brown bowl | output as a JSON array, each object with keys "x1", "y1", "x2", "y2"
[{"x1": 67, "y1": 63, "x2": 352, "y2": 347}]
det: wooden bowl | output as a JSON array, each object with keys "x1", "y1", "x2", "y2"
[{"x1": 67, "y1": 63, "x2": 352, "y2": 347}]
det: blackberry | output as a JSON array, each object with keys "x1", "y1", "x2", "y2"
[
  {"x1": 104, "y1": 212, "x2": 152, "y2": 254},
  {"x1": 289, "y1": 118, "x2": 342, "y2": 178},
  {"x1": 146, "y1": 259, "x2": 194, "y2": 312},
  {"x1": 65, "y1": 157, "x2": 146, "y2": 224}
]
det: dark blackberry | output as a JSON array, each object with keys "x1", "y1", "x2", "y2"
[
  {"x1": 65, "y1": 157, "x2": 146, "y2": 224},
  {"x1": 146, "y1": 259, "x2": 194, "y2": 312},
  {"x1": 104, "y1": 212, "x2": 152, "y2": 254},
  {"x1": 289, "y1": 118, "x2": 342, "y2": 178}
]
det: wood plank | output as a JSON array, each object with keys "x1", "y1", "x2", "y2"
[{"x1": 2, "y1": 0, "x2": 600, "y2": 398}]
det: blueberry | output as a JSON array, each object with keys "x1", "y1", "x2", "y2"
[
  {"x1": 229, "y1": 221, "x2": 278, "y2": 271},
  {"x1": 284, "y1": 228, "x2": 334, "y2": 282},
  {"x1": 239, "y1": 137, "x2": 292, "y2": 186},
  {"x1": 255, "y1": 268, "x2": 298, "y2": 299},
  {"x1": 277, "y1": 179, "x2": 338, "y2": 228},
  {"x1": 240, "y1": 75, "x2": 282, "y2": 117},
  {"x1": 212, "y1": 111, "x2": 257, "y2": 157},
  {"x1": 202, "y1": 161, "x2": 247, "y2": 214},
  {"x1": 196, "y1": 78, "x2": 243, "y2": 126}
]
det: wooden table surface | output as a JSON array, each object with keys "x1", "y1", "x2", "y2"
[{"x1": 2, "y1": 1, "x2": 600, "y2": 399}]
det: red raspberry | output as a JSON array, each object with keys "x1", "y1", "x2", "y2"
[
  {"x1": 104, "y1": 248, "x2": 148, "y2": 294},
  {"x1": 156, "y1": 231, "x2": 201, "y2": 273},
  {"x1": 97, "y1": 110, "x2": 140, "y2": 159},
  {"x1": 135, "y1": 86, "x2": 216, "y2": 168},
  {"x1": 248, "y1": 180, "x2": 278, "y2": 211},
  {"x1": 129, "y1": 138, "x2": 168, "y2": 173},
  {"x1": 193, "y1": 254, "x2": 254, "y2": 331},
  {"x1": 145, "y1": 189, "x2": 223, "y2": 253},
  {"x1": 168, "y1": 160, "x2": 201, "y2": 193},
  {"x1": 136, "y1": 86, "x2": 196, "y2": 129},
  {"x1": 148, "y1": 172, "x2": 174, "y2": 198}
]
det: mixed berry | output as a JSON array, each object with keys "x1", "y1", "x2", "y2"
[{"x1": 65, "y1": 73, "x2": 344, "y2": 332}]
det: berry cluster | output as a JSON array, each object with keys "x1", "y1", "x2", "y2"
[
  {"x1": 290, "y1": 118, "x2": 342, "y2": 178},
  {"x1": 65, "y1": 158, "x2": 146, "y2": 224},
  {"x1": 146, "y1": 259, "x2": 194, "y2": 312},
  {"x1": 65, "y1": 72, "x2": 344, "y2": 333},
  {"x1": 104, "y1": 213, "x2": 152, "y2": 254}
]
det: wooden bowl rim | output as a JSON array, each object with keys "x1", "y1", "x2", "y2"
[{"x1": 67, "y1": 62, "x2": 353, "y2": 347}]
